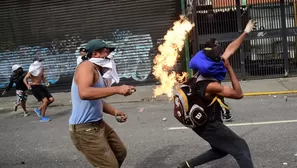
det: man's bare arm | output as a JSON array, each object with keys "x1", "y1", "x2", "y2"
[
  {"x1": 224, "y1": 61, "x2": 242, "y2": 98},
  {"x1": 103, "y1": 100, "x2": 127, "y2": 122},
  {"x1": 205, "y1": 21, "x2": 257, "y2": 99},
  {"x1": 222, "y1": 32, "x2": 248, "y2": 59},
  {"x1": 206, "y1": 59, "x2": 243, "y2": 99},
  {"x1": 76, "y1": 61, "x2": 130, "y2": 100},
  {"x1": 23, "y1": 73, "x2": 31, "y2": 89},
  {"x1": 102, "y1": 101, "x2": 117, "y2": 116},
  {"x1": 222, "y1": 19, "x2": 256, "y2": 59}
]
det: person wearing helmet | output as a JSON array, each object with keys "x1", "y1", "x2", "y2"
[{"x1": 2, "y1": 64, "x2": 29, "y2": 117}]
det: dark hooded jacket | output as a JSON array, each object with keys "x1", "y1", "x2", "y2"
[{"x1": 5, "y1": 70, "x2": 28, "y2": 91}]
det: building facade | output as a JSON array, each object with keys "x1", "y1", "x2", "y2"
[{"x1": 0, "y1": 0, "x2": 183, "y2": 90}]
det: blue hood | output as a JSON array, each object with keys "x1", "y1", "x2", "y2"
[{"x1": 189, "y1": 50, "x2": 227, "y2": 81}]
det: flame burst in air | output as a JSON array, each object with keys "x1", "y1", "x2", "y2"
[{"x1": 153, "y1": 16, "x2": 194, "y2": 98}]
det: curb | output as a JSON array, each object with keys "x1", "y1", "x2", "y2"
[
  {"x1": 244, "y1": 90, "x2": 297, "y2": 96},
  {"x1": 1, "y1": 90, "x2": 296, "y2": 112}
]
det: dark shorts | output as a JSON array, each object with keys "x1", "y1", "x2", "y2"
[{"x1": 31, "y1": 85, "x2": 53, "y2": 102}]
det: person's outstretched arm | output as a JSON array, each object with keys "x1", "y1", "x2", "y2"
[{"x1": 222, "y1": 19, "x2": 257, "y2": 59}]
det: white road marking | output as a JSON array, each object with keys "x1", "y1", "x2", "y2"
[{"x1": 166, "y1": 119, "x2": 297, "y2": 130}]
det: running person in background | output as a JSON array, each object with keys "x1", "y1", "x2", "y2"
[
  {"x1": 23, "y1": 57, "x2": 54, "y2": 122},
  {"x1": 77, "y1": 48, "x2": 88, "y2": 66},
  {"x1": 2, "y1": 64, "x2": 29, "y2": 117}
]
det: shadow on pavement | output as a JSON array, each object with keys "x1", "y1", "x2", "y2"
[
  {"x1": 134, "y1": 145, "x2": 180, "y2": 168},
  {"x1": 48, "y1": 109, "x2": 71, "y2": 120}
]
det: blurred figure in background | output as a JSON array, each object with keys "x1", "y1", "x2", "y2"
[{"x1": 2, "y1": 64, "x2": 29, "y2": 117}]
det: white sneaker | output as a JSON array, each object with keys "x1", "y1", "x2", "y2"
[{"x1": 23, "y1": 112, "x2": 29, "y2": 117}]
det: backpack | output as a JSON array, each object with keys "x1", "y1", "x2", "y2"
[{"x1": 173, "y1": 72, "x2": 230, "y2": 128}]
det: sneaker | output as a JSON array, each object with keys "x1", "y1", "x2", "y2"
[
  {"x1": 40, "y1": 117, "x2": 51, "y2": 122},
  {"x1": 13, "y1": 103, "x2": 18, "y2": 112},
  {"x1": 177, "y1": 161, "x2": 191, "y2": 168},
  {"x1": 34, "y1": 108, "x2": 42, "y2": 117},
  {"x1": 23, "y1": 112, "x2": 30, "y2": 117},
  {"x1": 223, "y1": 113, "x2": 233, "y2": 122}
]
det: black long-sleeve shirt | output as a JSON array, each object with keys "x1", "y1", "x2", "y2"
[{"x1": 5, "y1": 71, "x2": 28, "y2": 91}]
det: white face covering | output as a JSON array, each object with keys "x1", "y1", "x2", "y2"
[
  {"x1": 88, "y1": 52, "x2": 120, "y2": 87},
  {"x1": 88, "y1": 52, "x2": 114, "y2": 66},
  {"x1": 106, "y1": 52, "x2": 114, "y2": 59},
  {"x1": 29, "y1": 61, "x2": 43, "y2": 76}
]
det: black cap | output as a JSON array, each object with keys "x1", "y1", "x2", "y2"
[
  {"x1": 33, "y1": 57, "x2": 44, "y2": 62},
  {"x1": 79, "y1": 48, "x2": 86, "y2": 52},
  {"x1": 205, "y1": 38, "x2": 218, "y2": 48}
]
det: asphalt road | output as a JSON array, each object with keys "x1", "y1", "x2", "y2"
[{"x1": 0, "y1": 94, "x2": 297, "y2": 168}]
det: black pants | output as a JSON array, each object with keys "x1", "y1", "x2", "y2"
[{"x1": 189, "y1": 121, "x2": 254, "y2": 168}]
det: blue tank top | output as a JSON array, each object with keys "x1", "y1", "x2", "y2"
[{"x1": 69, "y1": 71, "x2": 105, "y2": 124}]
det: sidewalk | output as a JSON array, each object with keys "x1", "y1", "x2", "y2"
[{"x1": 0, "y1": 77, "x2": 296, "y2": 112}]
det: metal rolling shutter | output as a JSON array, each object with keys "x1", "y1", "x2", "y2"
[{"x1": 0, "y1": 0, "x2": 181, "y2": 91}]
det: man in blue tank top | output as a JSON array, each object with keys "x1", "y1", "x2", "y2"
[{"x1": 69, "y1": 39, "x2": 136, "y2": 168}]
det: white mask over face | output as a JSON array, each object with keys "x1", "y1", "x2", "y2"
[
  {"x1": 88, "y1": 52, "x2": 120, "y2": 87},
  {"x1": 29, "y1": 61, "x2": 43, "y2": 76},
  {"x1": 106, "y1": 52, "x2": 114, "y2": 59}
]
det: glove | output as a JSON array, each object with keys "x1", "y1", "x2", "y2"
[
  {"x1": 244, "y1": 19, "x2": 257, "y2": 34},
  {"x1": 45, "y1": 82, "x2": 50, "y2": 87}
]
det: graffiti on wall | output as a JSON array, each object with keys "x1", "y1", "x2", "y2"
[
  {"x1": 0, "y1": 30, "x2": 154, "y2": 88},
  {"x1": 77, "y1": 30, "x2": 153, "y2": 81}
]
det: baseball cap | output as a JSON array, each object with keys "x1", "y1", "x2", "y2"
[
  {"x1": 86, "y1": 39, "x2": 116, "y2": 55},
  {"x1": 203, "y1": 38, "x2": 223, "y2": 62},
  {"x1": 12, "y1": 64, "x2": 21, "y2": 72},
  {"x1": 205, "y1": 38, "x2": 218, "y2": 48},
  {"x1": 33, "y1": 57, "x2": 44, "y2": 62}
]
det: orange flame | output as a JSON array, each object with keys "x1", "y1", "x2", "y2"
[{"x1": 153, "y1": 16, "x2": 194, "y2": 98}]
